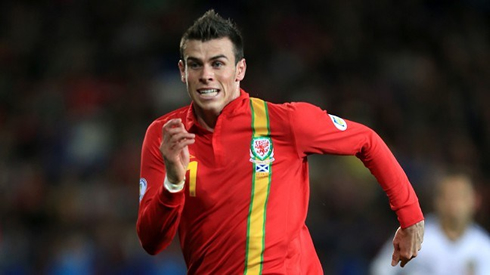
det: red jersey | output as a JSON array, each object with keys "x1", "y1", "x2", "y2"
[{"x1": 137, "y1": 90, "x2": 423, "y2": 274}]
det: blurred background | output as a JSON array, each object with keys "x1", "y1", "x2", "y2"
[{"x1": 0, "y1": 0, "x2": 489, "y2": 274}]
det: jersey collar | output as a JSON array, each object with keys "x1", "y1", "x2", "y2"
[{"x1": 185, "y1": 89, "x2": 250, "y2": 132}]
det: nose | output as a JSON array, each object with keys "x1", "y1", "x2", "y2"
[{"x1": 199, "y1": 64, "x2": 214, "y2": 83}]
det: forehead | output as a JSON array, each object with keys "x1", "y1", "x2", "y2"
[
  {"x1": 182, "y1": 38, "x2": 235, "y2": 61},
  {"x1": 439, "y1": 177, "x2": 473, "y2": 196}
]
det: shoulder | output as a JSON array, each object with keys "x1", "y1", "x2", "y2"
[
  {"x1": 146, "y1": 106, "x2": 189, "y2": 136},
  {"x1": 460, "y1": 224, "x2": 490, "y2": 260},
  {"x1": 468, "y1": 223, "x2": 490, "y2": 244},
  {"x1": 266, "y1": 101, "x2": 324, "y2": 112},
  {"x1": 263, "y1": 101, "x2": 333, "y2": 136},
  {"x1": 264, "y1": 100, "x2": 328, "y2": 121}
]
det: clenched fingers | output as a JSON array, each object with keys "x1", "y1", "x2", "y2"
[
  {"x1": 391, "y1": 220, "x2": 424, "y2": 268},
  {"x1": 161, "y1": 119, "x2": 195, "y2": 148},
  {"x1": 159, "y1": 119, "x2": 195, "y2": 183},
  {"x1": 160, "y1": 119, "x2": 195, "y2": 161}
]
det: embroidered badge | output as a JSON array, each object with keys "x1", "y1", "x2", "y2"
[
  {"x1": 329, "y1": 114, "x2": 347, "y2": 131},
  {"x1": 250, "y1": 137, "x2": 274, "y2": 174},
  {"x1": 251, "y1": 137, "x2": 273, "y2": 160}
]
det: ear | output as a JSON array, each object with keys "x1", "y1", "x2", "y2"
[
  {"x1": 178, "y1": 60, "x2": 186, "y2": 83},
  {"x1": 235, "y1": 58, "x2": 247, "y2": 82}
]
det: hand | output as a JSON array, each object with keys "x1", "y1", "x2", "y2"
[
  {"x1": 160, "y1": 118, "x2": 195, "y2": 184},
  {"x1": 391, "y1": 220, "x2": 424, "y2": 268}
]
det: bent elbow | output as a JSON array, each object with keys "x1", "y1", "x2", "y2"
[
  {"x1": 136, "y1": 224, "x2": 172, "y2": 256},
  {"x1": 136, "y1": 222, "x2": 162, "y2": 255},
  {"x1": 141, "y1": 242, "x2": 161, "y2": 256}
]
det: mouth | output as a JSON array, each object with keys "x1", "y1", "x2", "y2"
[{"x1": 197, "y1": 88, "x2": 220, "y2": 98}]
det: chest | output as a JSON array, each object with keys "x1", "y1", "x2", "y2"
[
  {"x1": 183, "y1": 114, "x2": 297, "y2": 206},
  {"x1": 421, "y1": 229, "x2": 485, "y2": 274}
]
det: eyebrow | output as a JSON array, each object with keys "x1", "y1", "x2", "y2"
[
  {"x1": 186, "y1": 54, "x2": 229, "y2": 63},
  {"x1": 209, "y1": 54, "x2": 228, "y2": 61}
]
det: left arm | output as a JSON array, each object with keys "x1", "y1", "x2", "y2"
[{"x1": 287, "y1": 102, "x2": 424, "y2": 265}]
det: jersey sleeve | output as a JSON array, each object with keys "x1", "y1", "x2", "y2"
[
  {"x1": 136, "y1": 119, "x2": 185, "y2": 255},
  {"x1": 288, "y1": 102, "x2": 423, "y2": 228}
]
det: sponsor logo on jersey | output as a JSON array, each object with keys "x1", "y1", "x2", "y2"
[
  {"x1": 139, "y1": 178, "x2": 147, "y2": 202},
  {"x1": 250, "y1": 137, "x2": 274, "y2": 174},
  {"x1": 329, "y1": 114, "x2": 347, "y2": 131}
]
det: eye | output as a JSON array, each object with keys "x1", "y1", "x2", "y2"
[
  {"x1": 212, "y1": 61, "x2": 224, "y2": 68},
  {"x1": 188, "y1": 61, "x2": 201, "y2": 69}
]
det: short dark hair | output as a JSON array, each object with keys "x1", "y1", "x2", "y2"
[{"x1": 180, "y1": 10, "x2": 244, "y2": 64}]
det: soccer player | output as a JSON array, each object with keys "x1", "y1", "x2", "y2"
[
  {"x1": 370, "y1": 173, "x2": 490, "y2": 275},
  {"x1": 137, "y1": 10, "x2": 424, "y2": 274}
]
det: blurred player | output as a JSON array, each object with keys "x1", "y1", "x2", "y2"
[
  {"x1": 371, "y1": 173, "x2": 490, "y2": 275},
  {"x1": 137, "y1": 9, "x2": 424, "y2": 274}
]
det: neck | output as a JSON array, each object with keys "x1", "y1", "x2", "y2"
[
  {"x1": 197, "y1": 112, "x2": 217, "y2": 132},
  {"x1": 440, "y1": 219, "x2": 469, "y2": 241},
  {"x1": 193, "y1": 88, "x2": 242, "y2": 132}
]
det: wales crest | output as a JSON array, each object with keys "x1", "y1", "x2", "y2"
[{"x1": 250, "y1": 137, "x2": 275, "y2": 170}]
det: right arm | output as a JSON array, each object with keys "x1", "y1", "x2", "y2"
[{"x1": 136, "y1": 118, "x2": 195, "y2": 255}]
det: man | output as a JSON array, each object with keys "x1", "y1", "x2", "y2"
[
  {"x1": 137, "y1": 10, "x2": 424, "y2": 274},
  {"x1": 371, "y1": 173, "x2": 490, "y2": 275}
]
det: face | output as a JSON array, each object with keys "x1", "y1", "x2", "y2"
[
  {"x1": 435, "y1": 176, "x2": 476, "y2": 226},
  {"x1": 179, "y1": 38, "x2": 246, "y2": 120}
]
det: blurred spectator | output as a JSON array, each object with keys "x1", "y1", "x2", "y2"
[{"x1": 370, "y1": 173, "x2": 490, "y2": 275}]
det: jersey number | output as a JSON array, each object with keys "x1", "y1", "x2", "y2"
[{"x1": 187, "y1": 161, "x2": 198, "y2": 197}]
